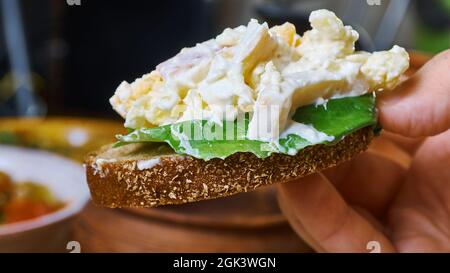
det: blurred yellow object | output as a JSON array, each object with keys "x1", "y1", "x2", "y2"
[
  {"x1": 0, "y1": 117, "x2": 125, "y2": 162},
  {"x1": 0, "y1": 72, "x2": 46, "y2": 101}
]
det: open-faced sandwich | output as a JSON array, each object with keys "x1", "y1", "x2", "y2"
[{"x1": 85, "y1": 9, "x2": 409, "y2": 208}]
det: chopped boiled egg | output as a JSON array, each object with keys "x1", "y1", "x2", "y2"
[{"x1": 110, "y1": 9, "x2": 409, "y2": 142}]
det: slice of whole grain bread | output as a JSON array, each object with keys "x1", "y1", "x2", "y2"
[{"x1": 85, "y1": 127, "x2": 373, "y2": 208}]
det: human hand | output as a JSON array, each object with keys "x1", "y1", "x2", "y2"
[{"x1": 278, "y1": 50, "x2": 450, "y2": 253}]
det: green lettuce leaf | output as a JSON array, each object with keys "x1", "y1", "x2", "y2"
[{"x1": 115, "y1": 94, "x2": 376, "y2": 160}]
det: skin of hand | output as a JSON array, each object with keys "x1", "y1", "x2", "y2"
[{"x1": 278, "y1": 49, "x2": 450, "y2": 253}]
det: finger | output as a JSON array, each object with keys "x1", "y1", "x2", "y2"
[
  {"x1": 277, "y1": 191, "x2": 325, "y2": 252},
  {"x1": 320, "y1": 135, "x2": 410, "y2": 217},
  {"x1": 278, "y1": 174, "x2": 396, "y2": 252},
  {"x1": 324, "y1": 151, "x2": 407, "y2": 218},
  {"x1": 388, "y1": 129, "x2": 450, "y2": 252},
  {"x1": 380, "y1": 131, "x2": 424, "y2": 156},
  {"x1": 367, "y1": 135, "x2": 413, "y2": 168},
  {"x1": 377, "y1": 49, "x2": 450, "y2": 137}
]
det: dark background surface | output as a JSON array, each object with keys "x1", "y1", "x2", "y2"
[{"x1": 63, "y1": 0, "x2": 215, "y2": 116}]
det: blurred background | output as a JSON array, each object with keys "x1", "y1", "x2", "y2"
[
  {"x1": 0, "y1": 0, "x2": 448, "y2": 119},
  {"x1": 0, "y1": 0, "x2": 448, "y2": 253}
]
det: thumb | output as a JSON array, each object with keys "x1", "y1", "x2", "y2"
[
  {"x1": 377, "y1": 49, "x2": 450, "y2": 137},
  {"x1": 278, "y1": 174, "x2": 396, "y2": 252}
]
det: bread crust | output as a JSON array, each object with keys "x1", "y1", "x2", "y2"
[{"x1": 85, "y1": 127, "x2": 373, "y2": 208}]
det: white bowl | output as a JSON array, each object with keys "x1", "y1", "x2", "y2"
[{"x1": 0, "y1": 145, "x2": 90, "y2": 252}]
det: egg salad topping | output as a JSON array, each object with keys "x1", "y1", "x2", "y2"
[{"x1": 110, "y1": 9, "x2": 409, "y2": 143}]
